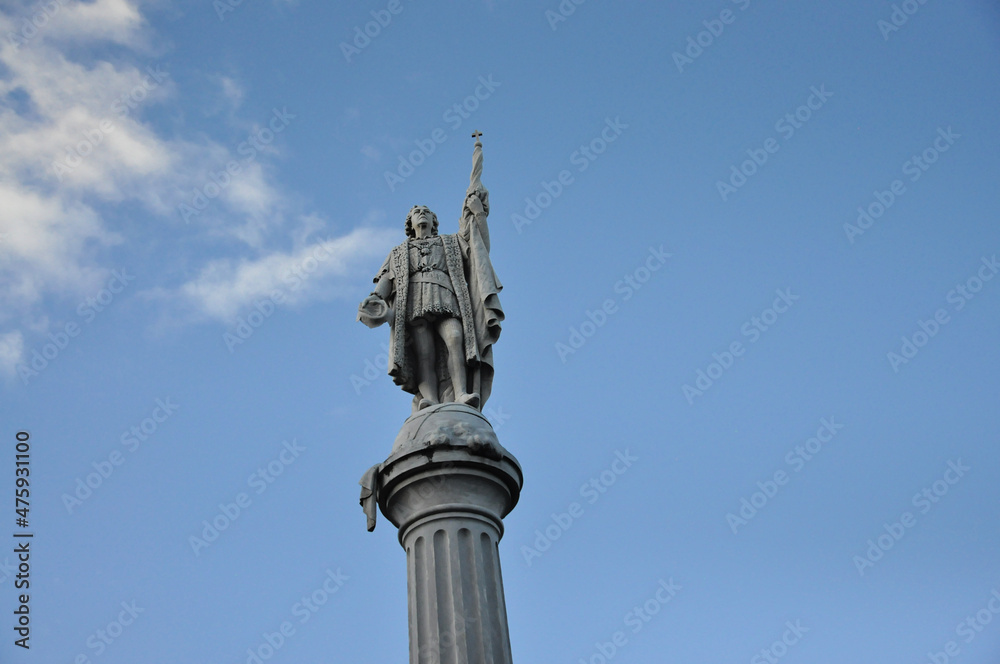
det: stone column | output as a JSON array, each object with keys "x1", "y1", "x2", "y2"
[{"x1": 378, "y1": 404, "x2": 522, "y2": 664}]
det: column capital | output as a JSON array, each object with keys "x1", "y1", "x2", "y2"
[{"x1": 377, "y1": 403, "x2": 522, "y2": 545}]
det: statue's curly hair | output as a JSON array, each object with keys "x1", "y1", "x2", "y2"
[{"x1": 404, "y1": 206, "x2": 439, "y2": 238}]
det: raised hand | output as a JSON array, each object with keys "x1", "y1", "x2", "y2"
[{"x1": 465, "y1": 192, "x2": 485, "y2": 216}]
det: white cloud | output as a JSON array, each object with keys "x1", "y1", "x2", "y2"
[
  {"x1": 202, "y1": 74, "x2": 246, "y2": 118},
  {"x1": 0, "y1": 5, "x2": 175, "y2": 358},
  {"x1": 220, "y1": 76, "x2": 244, "y2": 108},
  {"x1": 361, "y1": 144, "x2": 381, "y2": 164},
  {"x1": 0, "y1": 182, "x2": 118, "y2": 312},
  {"x1": 0, "y1": 1, "x2": 399, "y2": 378},
  {"x1": 0, "y1": 331, "x2": 25, "y2": 380},
  {"x1": 177, "y1": 226, "x2": 398, "y2": 322},
  {"x1": 42, "y1": 0, "x2": 146, "y2": 47}
]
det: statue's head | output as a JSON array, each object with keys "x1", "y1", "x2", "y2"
[{"x1": 405, "y1": 205, "x2": 439, "y2": 239}]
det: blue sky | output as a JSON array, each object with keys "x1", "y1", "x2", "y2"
[{"x1": 1, "y1": 0, "x2": 999, "y2": 662}]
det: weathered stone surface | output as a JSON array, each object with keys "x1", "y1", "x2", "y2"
[
  {"x1": 390, "y1": 402, "x2": 507, "y2": 459},
  {"x1": 378, "y1": 403, "x2": 521, "y2": 664},
  {"x1": 357, "y1": 137, "x2": 503, "y2": 414}
]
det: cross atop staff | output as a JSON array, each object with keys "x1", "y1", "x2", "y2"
[{"x1": 465, "y1": 129, "x2": 486, "y2": 192}]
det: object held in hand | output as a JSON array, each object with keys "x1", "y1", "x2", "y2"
[{"x1": 357, "y1": 295, "x2": 393, "y2": 328}]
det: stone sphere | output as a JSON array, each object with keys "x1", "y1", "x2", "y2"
[{"x1": 391, "y1": 402, "x2": 504, "y2": 460}]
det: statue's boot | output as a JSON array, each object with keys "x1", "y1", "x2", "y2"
[{"x1": 457, "y1": 392, "x2": 480, "y2": 408}]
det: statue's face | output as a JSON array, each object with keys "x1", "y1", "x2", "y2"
[{"x1": 411, "y1": 206, "x2": 435, "y2": 239}]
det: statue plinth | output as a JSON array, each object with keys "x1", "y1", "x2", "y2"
[{"x1": 376, "y1": 404, "x2": 522, "y2": 664}]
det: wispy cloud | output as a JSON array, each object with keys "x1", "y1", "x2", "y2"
[
  {"x1": 0, "y1": 0, "x2": 397, "y2": 378},
  {"x1": 174, "y1": 226, "x2": 398, "y2": 322}
]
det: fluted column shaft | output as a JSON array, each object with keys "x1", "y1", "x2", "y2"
[
  {"x1": 405, "y1": 513, "x2": 511, "y2": 664},
  {"x1": 379, "y1": 445, "x2": 521, "y2": 664}
]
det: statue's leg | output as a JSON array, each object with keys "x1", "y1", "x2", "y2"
[
  {"x1": 411, "y1": 320, "x2": 439, "y2": 405},
  {"x1": 437, "y1": 317, "x2": 478, "y2": 407}
]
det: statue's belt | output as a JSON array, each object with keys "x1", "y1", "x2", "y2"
[{"x1": 409, "y1": 270, "x2": 455, "y2": 294}]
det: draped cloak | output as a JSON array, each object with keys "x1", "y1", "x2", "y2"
[{"x1": 372, "y1": 208, "x2": 503, "y2": 411}]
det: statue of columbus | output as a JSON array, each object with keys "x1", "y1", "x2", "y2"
[{"x1": 358, "y1": 133, "x2": 503, "y2": 414}]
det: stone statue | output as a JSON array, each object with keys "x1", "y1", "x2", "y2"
[
  {"x1": 355, "y1": 136, "x2": 521, "y2": 664},
  {"x1": 358, "y1": 134, "x2": 503, "y2": 414}
]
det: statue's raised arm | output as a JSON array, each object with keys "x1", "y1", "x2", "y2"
[{"x1": 461, "y1": 131, "x2": 490, "y2": 253}]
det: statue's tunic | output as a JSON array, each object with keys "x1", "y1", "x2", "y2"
[{"x1": 404, "y1": 237, "x2": 461, "y2": 322}]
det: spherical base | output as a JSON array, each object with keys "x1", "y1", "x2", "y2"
[
  {"x1": 378, "y1": 402, "x2": 522, "y2": 538},
  {"x1": 390, "y1": 402, "x2": 506, "y2": 459}
]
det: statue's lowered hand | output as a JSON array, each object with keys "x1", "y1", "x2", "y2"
[{"x1": 358, "y1": 295, "x2": 394, "y2": 329}]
